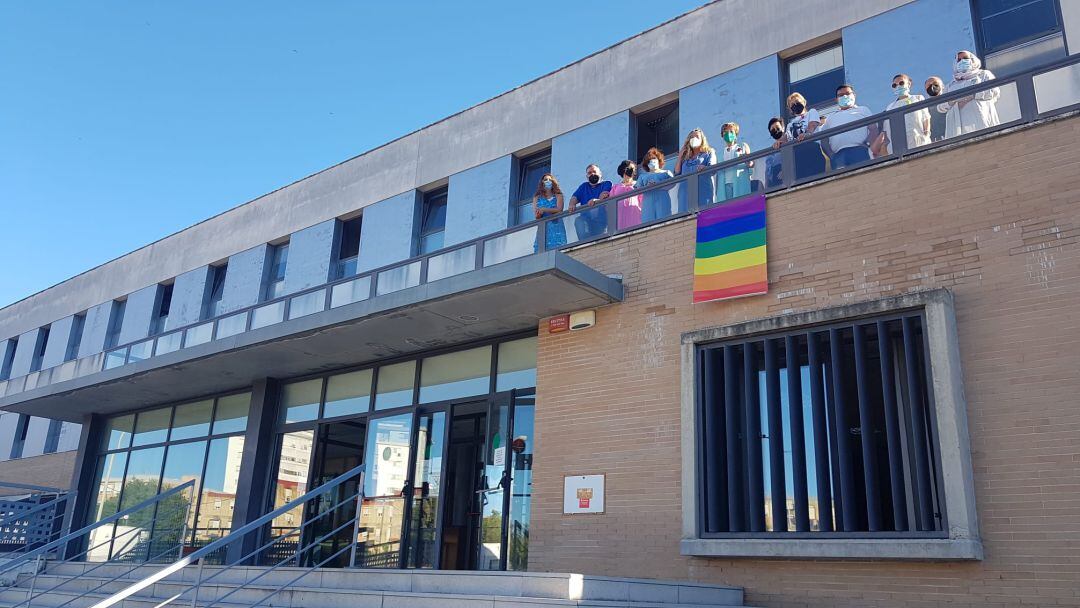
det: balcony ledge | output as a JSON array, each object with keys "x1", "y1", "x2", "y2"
[{"x1": 681, "y1": 537, "x2": 983, "y2": 561}]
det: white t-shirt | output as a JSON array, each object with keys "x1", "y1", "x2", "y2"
[
  {"x1": 825, "y1": 105, "x2": 873, "y2": 151},
  {"x1": 786, "y1": 108, "x2": 820, "y2": 141}
]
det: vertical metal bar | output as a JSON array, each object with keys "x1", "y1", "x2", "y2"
[
  {"x1": 743, "y1": 342, "x2": 765, "y2": 532},
  {"x1": 887, "y1": 113, "x2": 907, "y2": 159},
  {"x1": 807, "y1": 333, "x2": 833, "y2": 532},
  {"x1": 829, "y1": 328, "x2": 857, "y2": 531},
  {"x1": 723, "y1": 345, "x2": 744, "y2": 532},
  {"x1": 686, "y1": 170, "x2": 699, "y2": 214},
  {"x1": 902, "y1": 316, "x2": 934, "y2": 530},
  {"x1": 536, "y1": 217, "x2": 548, "y2": 252},
  {"x1": 418, "y1": 256, "x2": 430, "y2": 285},
  {"x1": 853, "y1": 324, "x2": 882, "y2": 531},
  {"x1": 877, "y1": 320, "x2": 909, "y2": 531},
  {"x1": 764, "y1": 339, "x2": 786, "y2": 531},
  {"x1": 348, "y1": 472, "x2": 365, "y2": 568},
  {"x1": 475, "y1": 238, "x2": 486, "y2": 270},
  {"x1": 604, "y1": 198, "x2": 617, "y2": 237},
  {"x1": 189, "y1": 557, "x2": 204, "y2": 608},
  {"x1": 779, "y1": 141, "x2": 796, "y2": 189},
  {"x1": 1016, "y1": 72, "x2": 1039, "y2": 121},
  {"x1": 785, "y1": 335, "x2": 810, "y2": 532},
  {"x1": 701, "y1": 349, "x2": 725, "y2": 533}
]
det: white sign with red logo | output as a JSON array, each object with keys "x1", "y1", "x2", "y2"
[{"x1": 563, "y1": 474, "x2": 605, "y2": 514}]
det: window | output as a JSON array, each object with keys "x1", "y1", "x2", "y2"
[
  {"x1": 0, "y1": 338, "x2": 17, "y2": 380},
  {"x1": 263, "y1": 243, "x2": 289, "y2": 301},
  {"x1": 43, "y1": 420, "x2": 63, "y2": 454},
  {"x1": 205, "y1": 264, "x2": 228, "y2": 319},
  {"x1": 104, "y1": 300, "x2": 126, "y2": 349},
  {"x1": 151, "y1": 283, "x2": 173, "y2": 336},
  {"x1": 418, "y1": 188, "x2": 448, "y2": 255},
  {"x1": 973, "y1": 0, "x2": 1062, "y2": 55},
  {"x1": 513, "y1": 152, "x2": 551, "y2": 226},
  {"x1": 29, "y1": 327, "x2": 49, "y2": 373},
  {"x1": 9, "y1": 415, "x2": 29, "y2": 459},
  {"x1": 695, "y1": 313, "x2": 943, "y2": 536},
  {"x1": 65, "y1": 313, "x2": 86, "y2": 362},
  {"x1": 336, "y1": 216, "x2": 363, "y2": 278},
  {"x1": 784, "y1": 43, "x2": 845, "y2": 110},
  {"x1": 634, "y1": 101, "x2": 680, "y2": 164}
]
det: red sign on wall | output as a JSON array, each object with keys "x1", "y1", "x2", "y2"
[{"x1": 548, "y1": 314, "x2": 570, "y2": 334}]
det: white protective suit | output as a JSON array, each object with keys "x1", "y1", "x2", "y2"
[{"x1": 938, "y1": 52, "x2": 1000, "y2": 137}]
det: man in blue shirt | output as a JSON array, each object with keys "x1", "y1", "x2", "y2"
[{"x1": 569, "y1": 164, "x2": 612, "y2": 240}]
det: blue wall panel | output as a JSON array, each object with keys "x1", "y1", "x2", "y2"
[
  {"x1": 551, "y1": 112, "x2": 631, "y2": 192},
  {"x1": 40, "y1": 316, "x2": 75, "y2": 370},
  {"x1": 357, "y1": 191, "x2": 418, "y2": 273},
  {"x1": 284, "y1": 219, "x2": 336, "y2": 294},
  {"x1": 445, "y1": 155, "x2": 512, "y2": 247},
  {"x1": 77, "y1": 302, "x2": 114, "y2": 359},
  {"x1": 8, "y1": 329, "x2": 41, "y2": 377},
  {"x1": 220, "y1": 245, "x2": 270, "y2": 313},
  {"x1": 116, "y1": 285, "x2": 159, "y2": 346},
  {"x1": 168, "y1": 266, "x2": 211, "y2": 330},
  {"x1": 679, "y1": 55, "x2": 781, "y2": 156}
]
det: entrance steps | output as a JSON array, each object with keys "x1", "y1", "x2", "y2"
[{"x1": 0, "y1": 562, "x2": 750, "y2": 607}]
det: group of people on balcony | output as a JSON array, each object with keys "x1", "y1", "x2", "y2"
[{"x1": 533, "y1": 50, "x2": 1001, "y2": 249}]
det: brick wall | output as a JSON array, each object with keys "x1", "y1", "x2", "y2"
[{"x1": 530, "y1": 116, "x2": 1080, "y2": 607}]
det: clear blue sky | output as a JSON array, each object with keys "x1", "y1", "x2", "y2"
[{"x1": 0, "y1": 1, "x2": 706, "y2": 310}]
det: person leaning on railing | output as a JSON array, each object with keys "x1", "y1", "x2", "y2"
[
  {"x1": 675, "y1": 128, "x2": 717, "y2": 210},
  {"x1": 938, "y1": 50, "x2": 1000, "y2": 137},
  {"x1": 875, "y1": 73, "x2": 932, "y2": 154},
  {"x1": 924, "y1": 76, "x2": 948, "y2": 141},
  {"x1": 568, "y1": 163, "x2": 612, "y2": 240},
  {"x1": 719, "y1": 122, "x2": 752, "y2": 200},
  {"x1": 765, "y1": 117, "x2": 785, "y2": 188},
  {"x1": 775, "y1": 92, "x2": 825, "y2": 180},
  {"x1": 636, "y1": 147, "x2": 674, "y2": 222},
  {"x1": 611, "y1": 160, "x2": 642, "y2": 229},
  {"x1": 532, "y1": 173, "x2": 566, "y2": 251},
  {"x1": 821, "y1": 83, "x2": 878, "y2": 170}
]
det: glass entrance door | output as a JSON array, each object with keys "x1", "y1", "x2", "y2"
[{"x1": 354, "y1": 413, "x2": 413, "y2": 567}]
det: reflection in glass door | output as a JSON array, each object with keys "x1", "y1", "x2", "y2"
[
  {"x1": 303, "y1": 420, "x2": 365, "y2": 568},
  {"x1": 507, "y1": 396, "x2": 534, "y2": 571},
  {"x1": 355, "y1": 413, "x2": 413, "y2": 567},
  {"x1": 404, "y1": 411, "x2": 446, "y2": 568},
  {"x1": 477, "y1": 400, "x2": 509, "y2": 571}
]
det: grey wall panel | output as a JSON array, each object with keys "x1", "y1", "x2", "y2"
[
  {"x1": 0, "y1": 413, "x2": 18, "y2": 462},
  {"x1": 1065, "y1": 1, "x2": 1080, "y2": 55},
  {"x1": 679, "y1": 55, "x2": 782, "y2": 156},
  {"x1": 40, "y1": 316, "x2": 75, "y2": 370},
  {"x1": 551, "y1": 112, "x2": 631, "y2": 195},
  {"x1": 220, "y1": 245, "x2": 271, "y2": 313},
  {"x1": 445, "y1": 155, "x2": 512, "y2": 247},
  {"x1": 9, "y1": 329, "x2": 41, "y2": 378},
  {"x1": 357, "y1": 191, "x2": 418, "y2": 272},
  {"x1": 168, "y1": 266, "x2": 211, "y2": 330},
  {"x1": 843, "y1": 0, "x2": 975, "y2": 114},
  {"x1": 283, "y1": 219, "x2": 336, "y2": 295},
  {"x1": 116, "y1": 285, "x2": 159, "y2": 346},
  {"x1": 56, "y1": 422, "x2": 82, "y2": 453},
  {"x1": 77, "y1": 302, "x2": 113, "y2": 359},
  {"x1": 20, "y1": 417, "x2": 50, "y2": 458}
]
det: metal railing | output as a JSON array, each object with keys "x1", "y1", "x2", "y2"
[
  {"x1": 85, "y1": 464, "x2": 365, "y2": 608},
  {"x1": 0, "y1": 482, "x2": 74, "y2": 557},
  {"x1": 0, "y1": 478, "x2": 195, "y2": 607},
  {"x1": 3, "y1": 54, "x2": 1080, "y2": 401}
]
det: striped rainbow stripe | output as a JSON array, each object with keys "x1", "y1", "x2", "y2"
[{"x1": 692, "y1": 194, "x2": 767, "y2": 304}]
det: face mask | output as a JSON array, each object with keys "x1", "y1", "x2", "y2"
[
  {"x1": 543, "y1": 179, "x2": 553, "y2": 189},
  {"x1": 722, "y1": 132, "x2": 736, "y2": 144},
  {"x1": 927, "y1": 84, "x2": 942, "y2": 96},
  {"x1": 647, "y1": 159, "x2": 659, "y2": 171},
  {"x1": 956, "y1": 59, "x2": 972, "y2": 72},
  {"x1": 688, "y1": 136, "x2": 702, "y2": 149},
  {"x1": 588, "y1": 174, "x2": 600, "y2": 185},
  {"x1": 837, "y1": 94, "x2": 854, "y2": 108},
  {"x1": 790, "y1": 101, "x2": 805, "y2": 114},
  {"x1": 894, "y1": 85, "x2": 910, "y2": 97},
  {"x1": 769, "y1": 128, "x2": 784, "y2": 140},
  {"x1": 624, "y1": 167, "x2": 635, "y2": 178}
]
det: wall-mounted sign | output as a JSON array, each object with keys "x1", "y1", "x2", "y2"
[
  {"x1": 563, "y1": 474, "x2": 605, "y2": 514},
  {"x1": 548, "y1": 314, "x2": 570, "y2": 333},
  {"x1": 693, "y1": 193, "x2": 768, "y2": 304}
]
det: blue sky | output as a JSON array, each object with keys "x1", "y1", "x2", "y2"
[{"x1": 0, "y1": 1, "x2": 706, "y2": 310}]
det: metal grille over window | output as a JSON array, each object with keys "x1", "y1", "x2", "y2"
[{"x1": 696, "y1": 313, "x2": 944, "y2": 536}]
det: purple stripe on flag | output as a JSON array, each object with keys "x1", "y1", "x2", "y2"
[{"x1": 696, "y1": 194, "x2": 766, "y2": 228}]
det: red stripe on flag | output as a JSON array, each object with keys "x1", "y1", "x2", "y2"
[{"x1": 692, "y1": 281, "x2": 769, "y2": 304}]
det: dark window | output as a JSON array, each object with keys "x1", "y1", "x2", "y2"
[
  {"x1": 974, "y1": 0, "x2": 1062, "y2": 55},
  {"x1": 205, "y1": 264, "x2": 228, "y2": 319},
  {"x1": 264, "y1": 243, "x2": 290, "y2": 301},
  {"x1": 634, "y1": 101, "x2": 680, "y2": 164},
  {"x1": 29, "y1": 327, "x2": 50, "y2": 373},
  {"x1": 104, "y1": 300, "x2": 126, "y2": 349},
  {"x1": 0, "y1": 338, "x2": 17, "y2": 380},
  {"x1": 43, "y1": 420, "x2": 63, "y2": 454},
  {"x1": 784, "y1": 43, "x2": 846, "y2": 111},
  {"x1": 66, "y1": 313, "x2": 86, "y2": 362},
  {"x1": 419, "y1": 188, "x2": 448, "y2": 254},
  {"x1": 336, "y1": 216, "x2": 363, "y2": 278},
  {"x1": 151, "y1": 284, "x2": 173, "y2": 336},
  {"x1": 513, "y1": 152, "x2": 551, "y2": 226},
  {"x1": 10, "y1": 415, "x2": 29, "y2": 459},
  {"x1": 696, "y1": 313, "x2": 944, "y2": 536}
]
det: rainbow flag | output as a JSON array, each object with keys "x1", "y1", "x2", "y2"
[{"x1": 693, "y1": 194, "x2": 768, "y2": 303}]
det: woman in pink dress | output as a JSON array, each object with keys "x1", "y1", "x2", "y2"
[{"x1": 612, "y1": 160, "x2": 642, "y2": 229}]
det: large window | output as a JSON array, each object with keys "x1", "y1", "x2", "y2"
[
  {"x1": 87, "y1": 392, "x2": 251, "y2": 559},
  {"x1": 104, "y1": 300, "x2": 126, "y2": 350},
  {"x1": 65, "y1": 313, "x2": 86, "y2": 362},
  {"x1": 263, "y1": 243, "x2": 290, "y2": 301},
  {"x1": 512, "y1": 152, "x2": 551, "y2": 226},
  {"x1": 150, "y1": 284, "x2": 173, "y2": 336},
  {"x1": 418, "y1": 188, "x2": 448, "y2": 255},
  {"x1": 695, "y1": 313, "x2": 943, "y2": 536},
  {"x1": 29, "y1": 327, "x2": 49, "y2": 373},
  {"x1": 634, "y1": 101, "x2": 679, "y2": 164},
  {"x1": 204, "y1": 264, "x2": 228, "y2": 319},
  {"x1": 336, "y1": 216, "x2": 363, "y2": 278},
  {"x1": 784, "y1": 43, "x2": 845, "y2": 111},
  {"x1": 0, "y1": 338, "x2": 17, "y2": 380},
  {"x1": 974, "y1": 0, "x2": 1062, "y2": 55}
]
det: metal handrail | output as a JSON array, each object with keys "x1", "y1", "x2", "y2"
[{"x1": 87, "y1": 464, "x2": 366, "y2": 608}]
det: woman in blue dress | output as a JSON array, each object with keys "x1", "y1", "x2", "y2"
[{"x1": 533, "y1": 173, "x2": 567, "y2": 251}]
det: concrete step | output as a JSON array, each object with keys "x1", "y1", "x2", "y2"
[{"x1": 16, "y1": 563, "x2": 744, "y2": 606}]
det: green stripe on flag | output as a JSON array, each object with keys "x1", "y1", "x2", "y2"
[{"x1": 695, "y1": 228, "x2": 766, "y2": 259}]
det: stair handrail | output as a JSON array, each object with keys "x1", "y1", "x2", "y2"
[{"x1": 88, "y1": 463, "x2": 366, "y2": 608}]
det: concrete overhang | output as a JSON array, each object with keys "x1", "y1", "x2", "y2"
[{"x1": 0, "y1": 251, "x2": 622, "y2": 422}]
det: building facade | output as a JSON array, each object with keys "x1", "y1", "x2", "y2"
[{"x1": 2, "y1": 1, "x2": 1080, "y2": 606}]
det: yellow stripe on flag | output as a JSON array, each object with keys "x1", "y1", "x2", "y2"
[{"x1": 693, "y1": 245, "x2": 767, "y2": 276}]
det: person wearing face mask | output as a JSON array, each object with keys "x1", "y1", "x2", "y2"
[
  {"x1": 675, "y1": 128, "x2": 717, "y2": 210},
  {"x1": 924, "y1": 76, "x2": 948, "y2": 142},
  {"x1": 568, "y1": 164, "x2": 612, "y2": 240},
  {"x1": 883, "y1": 73, "x2": 931, "y2": 151},
  {"x1": 636, "y1": 147, "x2": 675, "y2": 223},
  {"x1": 611, "y1": 160, "x2": 642, "y2": 229},
  {"x1": 719, "y1": 122, "x2": 752, "y2": 200},
  {"x1": 938, "y1": 50, "x2": 999, "y2": 138},
  {"x1": 822, "y1": 83, "x2": 878, "y2": 170},
  {"x1": 765, "y1": 117, "x2": 785, "y2": 188},
  {"x1": 532, "y1": 173, "x2": 566, "y2": 250},
  {"x1": 776, "y1": 93, "x2": 825, "y2": 180}
]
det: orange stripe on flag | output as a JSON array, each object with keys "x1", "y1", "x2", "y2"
[
  {"x1": 693, "y1": 281, "x2": 769, "y2": 303},
  {"x1": 692, "y1": 264, "x2": 767, "y2": 293}
]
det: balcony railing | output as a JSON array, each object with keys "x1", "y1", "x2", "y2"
[{"x1": 2, "y1": 54, "x2": 1079, "y2": 401}]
